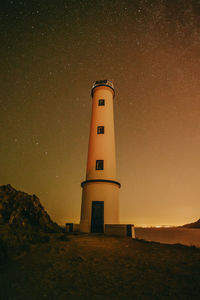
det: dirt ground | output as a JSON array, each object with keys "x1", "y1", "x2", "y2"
[{"x1": 1, "y1": 234, "x2": 200, "y2": 300}]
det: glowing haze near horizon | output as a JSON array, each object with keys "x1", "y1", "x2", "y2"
[{"x1": 1, "y1": 0, "x2": 200, "y2": 226}]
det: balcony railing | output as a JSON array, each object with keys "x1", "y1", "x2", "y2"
[{"x1": 91, "y1": 80, "x2": 114, "y2": 97}]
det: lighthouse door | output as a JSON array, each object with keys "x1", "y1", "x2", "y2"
[{"x1": 91, "y1": 201, "x2": 104, "y2": 233}]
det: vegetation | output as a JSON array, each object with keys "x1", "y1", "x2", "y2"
[
  {"x1": 1, "y1": 234, "x2": 200, "y2": 299},
  {"x1": 1, "y1": 184, "x2": 199, "y2": 298}
]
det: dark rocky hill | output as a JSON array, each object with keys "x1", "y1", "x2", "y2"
[
  {"x1": 182, "y1": 219, "x2": 200, "y2": 228},
  {"x1": 0, "y1": 184, "x2": 60, "y2": 233}
]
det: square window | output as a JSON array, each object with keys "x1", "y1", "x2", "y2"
[
  {"x1": 98, "y1": 99, "x2": 105, "y2": 106},
  {"x1": 97, "y1": 126, "x2": 104, "y2": 134},
  {"x1": 96, "y1": 160, "x2": 104, "y2": 170}
]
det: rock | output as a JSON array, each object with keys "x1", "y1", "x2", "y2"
[
  {"x1": 181, "y1": 219, "x2": 200, "y2": 229},
  {"x1": 0, "y1": 184, "x2": 61, "y2": 233}
]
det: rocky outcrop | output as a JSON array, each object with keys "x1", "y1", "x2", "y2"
[
  {"x1": 182, "y1": 219, "x2": 200, "y2": 228},
  {"x1": 0, "y1": 184, "x2": 61, "y2": 233}
]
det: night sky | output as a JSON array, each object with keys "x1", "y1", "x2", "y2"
[{"x1": 1, "y1": 0, "x2": 200, "y2": 226}]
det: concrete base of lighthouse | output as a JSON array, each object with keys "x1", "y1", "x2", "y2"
[{"x1": 80, "y1": 180, "x2": 120, "y2": 233}]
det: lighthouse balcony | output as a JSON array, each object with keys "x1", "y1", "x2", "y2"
[{"x1": 91, "y1": 80, "x2": 114, "y2": 96}]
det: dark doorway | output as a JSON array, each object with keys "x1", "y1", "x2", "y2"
[
  {"x1": 66, "y1": 223, "x2": 73, "y2": 232},
  {"x1": 126, "y1": 225, "x2": 132, "y2": 237},
  {"x1": 91, "y1": 201, "x2": 104, "y2": 233}
]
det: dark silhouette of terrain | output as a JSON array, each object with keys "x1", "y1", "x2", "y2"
[
  {"x1": 0, "y1": 185, "x2": 200, "y2": 299},
  {"x1": 0, "y1": 184, "x2": 60, "y2": 232},
  {"x1": 0, "y1": 184, "x2": 61, "y2": 261},
  {"x1": 181, "y1": 219, "x2": 200, "y2": 228},
  {"x1": 1, "y1": 235, "x2": 200, "y2": 300}
]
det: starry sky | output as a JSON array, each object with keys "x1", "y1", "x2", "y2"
[{"x1": 1, "y1": 0, "x2": 200, "y2": 226}]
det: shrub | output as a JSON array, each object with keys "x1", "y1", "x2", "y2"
[
  {"x1": 57, "y1": 234, "x2": 69, "y2": 241},
  {"x1": 0, "y1": 237, "x2": 7, "y2": 263}
]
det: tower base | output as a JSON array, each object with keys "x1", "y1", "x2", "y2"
[{"x1": 80, "y1": 181, "x2": 120, "y2": 233}]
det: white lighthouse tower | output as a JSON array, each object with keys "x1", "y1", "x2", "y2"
[{"x1": 80, "y1": 80, "x2": 121, "y2": 233}]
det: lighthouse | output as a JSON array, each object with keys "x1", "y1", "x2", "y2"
[{"x1": 80, "y1": 80, "x2": 121, "y2": 233}]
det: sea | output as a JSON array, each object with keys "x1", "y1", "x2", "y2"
[{"x1": 134, "y1": 227, "x2": 200, "y2": 248}]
